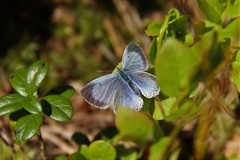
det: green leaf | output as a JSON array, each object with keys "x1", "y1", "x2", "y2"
[
  {"x1": 155, "y1": 38, "x2": 200, "y2": 97},
  {"x1": 24, "y1": 95, "x2": 42, "y2": 114},
  {"x1": 115, "y1": 107, "x2": 154, "y2": 146},
  {"x1": 42, "y1": 95, "x2": 73, "y2": 121},
  {"x1": 152, "y1": 97, "x2": 177, "y2": 120},
  {"x1": 27, "y1": 60, "x2": 49, "y2": 90},
  {"x1": 47, "y1": 85, "x2": 75, "y2": 99},
  {"x1": 9, "y1": 68, "x2": 29, "y2": 96},
  {"x1": 69, "y1": 152, "x2": 86, "y2": 160},
  {"x1": 145, "y1": 21, "x2": 163, "y2": 36},
  {"x1": 166, "y1": 11, "x2": 188, "y2": 41},
  {"x1": 0, "y1": 94, "x2": 27, "y2": 116},
  {"x1": 55, "y1": 155, "x2": 67, "y2": 160},
  {"x1": 197, "y1": 0, "x2": 221, "y2": 24},
  {"x1": 0, "y1": 94, "x2": 41, "y2": 115},
  {"x1": 222, "y1": 18, "x2": 240, "y2": 47},
  {"x1": 88, "y1": 140, "x2": 116, "y2": 160},
  {"x1": 15, "y1": 114, "x2": 43, "y2": 142},
  {"x1": 79, "y1": 145, "x2": 89, "y2": 160},
  {"x1": 230, "y1": 51, "x2": 240, "y2": 92},
  {"x1": 9, "y1": 61, "x2": 49, "y2": 96},
  {"x1": 223, "y1": 1, "x2": 240, "y2": 18},
  {"x1": 115, "y1": 145, "x2": 138, "y2": 160},
  {"x1": 149, "y1": 137, "x2": 171, "y2": 160},
  {"x1": 168, "y1": 100, "x2": 199, "y2": 120},
  {"x1": 149, "y1": 38, "x2": 158, "y2": 64}
]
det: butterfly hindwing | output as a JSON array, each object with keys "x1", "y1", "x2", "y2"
[
  {"x1": 122, "y1": 42, "x2": 148, "y2": 72},
  {"x1": 112, "y1": 80, "x2": 143, "y2": 112},
  {"x1": 80, "y1": 74, "x2": 119, "y2": 109},
  {"x1": 128, "y1": 71, "x2": 160, "y2": 98}
]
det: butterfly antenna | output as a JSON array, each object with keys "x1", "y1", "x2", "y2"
[{"x1": 97, "y1": 70, "x2": 112, "y2": 74}]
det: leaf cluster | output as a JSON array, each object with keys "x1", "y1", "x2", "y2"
[{"x1": 0, "y1": 61, "x2": 74, "y2": 142}]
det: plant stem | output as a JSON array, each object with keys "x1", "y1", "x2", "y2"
[{"x1": 38, "y1": 130, "x2": 47, "y2": 160}]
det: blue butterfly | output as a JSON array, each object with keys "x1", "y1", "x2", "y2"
[{"x1": 80, "y1": 42, "x2": 160, "y2": 112}]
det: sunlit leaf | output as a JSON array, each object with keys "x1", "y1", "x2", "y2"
[
  {"x1": 15, "y1": 114, "x2": 42, "y2": 142},
  {"x1": 23, "y1": 95, "x2": 42, "y2": 114},
  {"x1": 222, "y1": 18, "x2": 240, "y2": 46},
  {"x1": 153, "y1": 97, "x2": 177, "y2": 120},
  {"x1": 149, "y1": 136, "x2": 171, "y2": 160},
  {"x1": 9, "y1": 68, "x2": 29, "y2": 96},
  {"x1": 27, "y1": 60, "x2": 49, "y2": 92},
  {"x1": 115, "y1": 107, "x2": 154, "y2": 146},
  {"x1": 88, "y1": 140, "x2": 116, "y2": 160},
  {"x1": 155, "y1": 38, "x2": 200, "y2": 97},
  {"x1": 168, "y1": 100, "x2": 199, "y2": 120},
  {"x1": 42, "y1": 95, "x2": 73, "y2": 121},
  {"x1": 223, "y1": 1, "x2": 240, "y2": 18},
  {"x1": 0, "y1": 94, "x2": 27, "y2": 116},
  {"x1": 145, "y1": 21, "x2": 163, "y2": 36},
  {"x1": 79, "y1": 145, "x2": 89, "y2": 160},
  {"x1": 197, "y1": 0, "x2": 221, "y2": 24}
]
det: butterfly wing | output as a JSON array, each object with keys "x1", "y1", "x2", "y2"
[
  {"x1": 128, "y1": 71, "x2": 160, "y2": 98},
  {"x1": 80, "y1": 74, "x2": 119, "y2": 109},
  {"x1": 122, "y1": 42, "x2": 148, "y2": 72},
  {"x1": 112, "y1": 79, "x2": 143, "y2": 112}
]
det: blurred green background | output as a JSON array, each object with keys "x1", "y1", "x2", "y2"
[{"x1": 0, "y1": 0, "x2": 174, "y2": 95}]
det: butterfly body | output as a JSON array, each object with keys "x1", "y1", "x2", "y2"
[
  {"x1": 117, "y1": 68, "x2": 141, "y2": 97},
  {"x1": 80, "y1": 42, "x2": 160, "y2": 112}
]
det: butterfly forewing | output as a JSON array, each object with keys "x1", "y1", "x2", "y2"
[
  {"x1": 122, "y1": 42, "x2": 148, "y2": 72},
  {"x1": 129, "y1": 71, "x2": 160, "y2": 98},
  {"x1": 80, "y1": 74, "x2": 119, "y2": 109}
]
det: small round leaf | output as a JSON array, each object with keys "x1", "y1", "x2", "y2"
[
  {"x1": 15, "y1": 114, "x2": 43, "y2": 142},
  {"x1": 89, "y1": 140, "x2": 116, "y2": 160},
  {"x1": 42, "y1": 95, "x2": 73, "y2": 121},
  {"x1": 0, "y1": 94, "x2": 27, "y2": 116}
]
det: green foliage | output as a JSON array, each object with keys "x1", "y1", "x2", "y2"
[
  {"x1": 43, "y1": 95, "x2": 73, "y2": 121},
  {"x1": 64, "y1": 2, "x2": 239, "y2": 159},
  {"x1": 0, "y1": 61, "x2": 74, "y2": 142},
  {"x1": 0, "y1": 0, "x2": 239, "y2": 159},
  {"x1": 15, "y1": 114, "x2": 43, "y2": 142},
  {"x1": 115, "y1": 107, "x2": 154, "y2": 146},
  {"x1": 231, "y1": 51, "x2": 240, "y2": 91},
  {"x1": 155, "y1": 38, "x2": 200, "y2": 97},
  {"x1": 197, "y1": 0, "x2": 222, "y2": 24},
  {"x1": 88, "y1": 140, "x2": 116, "y2": 160},
  {"x1": 152, "y1": 97, "x2": 176, "y2": 120}
]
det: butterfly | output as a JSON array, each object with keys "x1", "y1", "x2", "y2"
[{"x1": 80, "y1": 42, "x2": 160, "y2": 113}]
